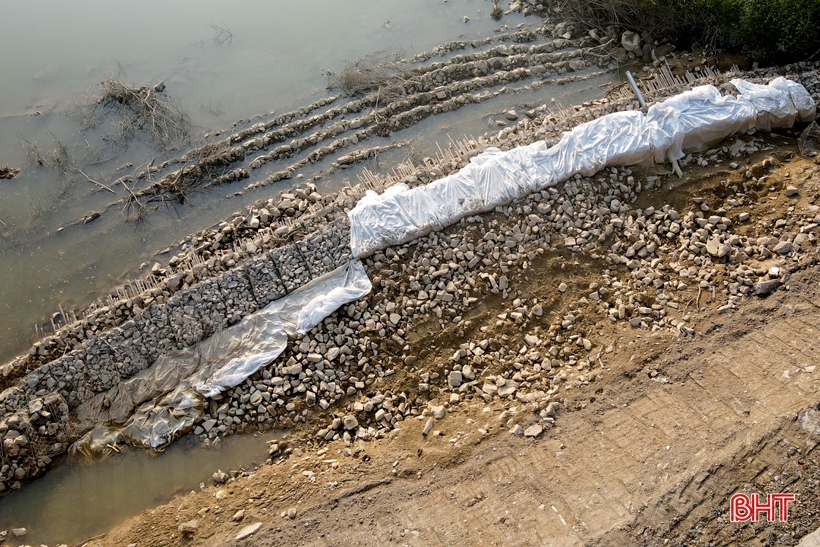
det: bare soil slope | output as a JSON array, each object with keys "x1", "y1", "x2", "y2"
[{"x1": 79, "y1": 135, "x2": 820, "y2": 547}]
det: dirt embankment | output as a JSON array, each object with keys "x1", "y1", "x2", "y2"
[
  {"x1": 64, "y1": 127, "x2": 820, "y2": 547},
  {"x1": 2, "y1": 34, "x2": 820, "y2": 544}
]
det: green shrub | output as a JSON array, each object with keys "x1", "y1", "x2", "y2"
[
  {"x1": 700, "y1": 0, "x2": 820, "y2": 63},
  {"x1": 554, "y1": 0, "x2": 820, "y2": 64}
]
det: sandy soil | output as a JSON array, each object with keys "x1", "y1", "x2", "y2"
[{"x1": 60, "y1": 133, "x2": 820, "y2": 547}]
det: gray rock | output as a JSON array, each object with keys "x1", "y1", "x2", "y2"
[
  {"x1": 498, "y1": 382, "x2": 518, "y2": 397},
  {"x1": 621, "y1": 31, "x2": 640, "y2": 52},
  {"x1": 431, "y1": 405, "x2": 446, "y2": 419},
  {"x1": 236, "y1": 522, "x2": 263, "y2": 540},
  {"x1": 482, "y1": 382, "x2": 498, "y2": 396},
  {"x1": 509, "y1": 424, "x2": 524, "y2": 436},
  {"x1": 422, "y1": 417, "x2": 434, "y2": 436},
  {"x1": 178, "y1": 520, "x2": 198, "y2": 535},
  {"x1": 213, "y1": 469, "x2": 229, "y2": 484},
  {"x1": 448, "y1": 370, "x2": 463, "y2": 388},
  {"x1": 754, "y1": 279, "x2": 781, "y2": 296},
  {"x1": 706, "y1": 238, "x2": 729, "y2": 258},
  {"x1": 343, "y1": 415, "x2": 359, "y2": 430},
  {"x1": 524, "y1": 424, "x2": 543, "y2": 438},
  {"x1": 785, "y1": 186, "x2": 799, "y2": 197},
  {"x1": 773, "y1": 241, "x2": 792, "y2": 255}
]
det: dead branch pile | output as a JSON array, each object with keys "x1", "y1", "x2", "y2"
[
  {"x1": 0, "y1": 166, "x2": 19, "y2": 180},
  {"x1": 75, "y1": 76, "x2": 192, "y2": 151},
  {"x1": 552, "y1": 0, "x2": 682, "y2": 44},
  {"x1": 491, "y1": 0, "x2": 503, "y2": 20},
  {"x1": 328, "y1": 54, "x2": 405, "y2": 97}
]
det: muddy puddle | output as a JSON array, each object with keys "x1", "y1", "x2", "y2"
[{"x1": 0, "y1": 432, "x2": 275, "y2": 546}]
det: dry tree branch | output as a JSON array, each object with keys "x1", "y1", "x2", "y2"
[
  {"x1": 208, "y1": 22, "x2": 233, "y2": 47},
  {"x1": 76, "y1": 168, "x2": 115, "y2": 194},
  {"x1": 328, "y1": 53, "x2": 404, "y2": 97}
]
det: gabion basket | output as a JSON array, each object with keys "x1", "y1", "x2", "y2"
[{"x1": 799, "y1": 121, "x2": 820, "y2": 163}]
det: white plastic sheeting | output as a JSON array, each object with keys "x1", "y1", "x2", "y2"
[
  {"x1": 646, "y1": 85, "x2": 757, "y2": 163},
  {"x1": 349, "y1": 79, "x2": 816, "y2": 258},
  {"x1": 72, "y1": 260, "x2": 371, "y2": 456}
]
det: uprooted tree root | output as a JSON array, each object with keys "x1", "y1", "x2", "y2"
[{"x1": 75, "y1": 75, "x2": 192, "y2": 151}]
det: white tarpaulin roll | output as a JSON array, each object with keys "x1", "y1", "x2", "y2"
[
  {"x1": 348, "y1": 79, "x2": 815, "y2": 258},
  {"x1": 732, "y1": 78, "x2": 798, "y2": 131},
  {"x1": 646, "y1": 85, "x2": 757, "y2": 163}
]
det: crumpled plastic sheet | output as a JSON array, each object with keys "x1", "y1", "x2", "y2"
[
  {"x1": 71, "y1": 260, "x2": 371, "y2": 457},
  {"x1": 732, "y1": 78, "x2": 798, "y2": 131},
  {"x1": 348, "y1": 79, "x2": 815, "y2": 257},
  {"x1": 544, "y1": 110, "x2": 654, "y2": 179},
  {"x1": 771, "y1": 77, "x2": 817, "y2": 123},
  {"x1": 646, "y1": 85, "x2": 757, "y2": 163}
]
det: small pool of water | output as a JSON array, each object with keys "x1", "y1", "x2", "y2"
[{"x1": 0, "y1": 432, "x2": 275, "y2": 546}]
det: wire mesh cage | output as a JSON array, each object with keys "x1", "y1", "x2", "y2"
[{"x1": 799, "y1": 121, "x2": 820, "y2": 163}]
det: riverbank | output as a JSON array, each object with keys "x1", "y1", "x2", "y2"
[
  {"x1": 59, "y1": 90, "x2": 820, "y2": 547},
  {"x1": 2, "y1": 30, "x2": 820, "y2": 544}
]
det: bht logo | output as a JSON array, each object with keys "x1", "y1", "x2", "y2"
[{"x1": 730, "y1": 493, "x2": 795, "y2": 522}]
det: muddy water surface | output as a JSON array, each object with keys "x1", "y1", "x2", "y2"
[
  {"x1": 0, "y1": 432, "x2": 273, "y2": 545},
  {"x1": 0, "y1": 0, "x2": 563, "y2": 362}
]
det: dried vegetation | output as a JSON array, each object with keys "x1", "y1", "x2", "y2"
[
  {"x1": 327, "y1": 53, "x2": 406, "y2": 99},
  {"x1": 74, "y1": 71, "x2": 192, "y2": 152}
]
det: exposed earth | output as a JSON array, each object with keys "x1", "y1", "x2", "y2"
[
  {"x1": 2, "y1": 18, "x2": 820, "y2": 546},
  {"x1": 61, "y1": 134, "x2": 820, "y2": 547}
]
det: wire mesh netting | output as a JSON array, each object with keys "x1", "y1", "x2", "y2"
[{"x1": 799, "y1": 121, "x2": 820, "y2": 163}]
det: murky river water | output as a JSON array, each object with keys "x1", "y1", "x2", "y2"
[
  {"x1": 0, "y1": 0, "x2": 616, "y2": 541},
  {"x1": 0, "y1": 0, "x2": 615, "y2": 364},
  {"x1": 0, "y1": 432, "x2": 273, "y2": 545}
]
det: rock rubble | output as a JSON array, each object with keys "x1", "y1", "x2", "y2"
[{"x1": 2, "y1": 62, "x2": 819, "y2": 495}]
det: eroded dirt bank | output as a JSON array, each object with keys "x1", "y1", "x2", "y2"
[
  {"x1": 2, "y1": 36, "x2": 820, "y2": 545},
  {"x1": 72, "y1": 129, "x2": 820, "y2": 547}
]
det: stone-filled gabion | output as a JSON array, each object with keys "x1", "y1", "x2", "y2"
[
  {"x1": 0, "y1": 386, "x2": 26, "y2": 417},
  {"x1": 197, "y1": 277, "x2": 229, "y2": 335},
  {"x1": 46, "y1": 351, "x2": 89, "y2": 408},
  {"x1": 167, "y1": 290, "x2": 206, "y2": 348},
  {"x1": 83, "y1": 330, "x2": 125, "y2": 395},
  {"x1": 217, "y1": 266, "x2": 259, "y2": 326},
  {"x1": 298, "y1": 217, "x2": 353, "y2": 277},
  {"x1": 246, "y1": 254, "x2": 288, "y2": 306},
  {"x1": 111, "y1": 323, "x2": 152, "y2": 380},
  {"x1": 0, "y1": 394, "x2": 70, "y2": 494},
  {"x1": 270, "y1": 243, "x2": 312, "y2": 293},
  {"x1": 168, "y1": 278, "x2": 229, "y2": 349},
  {"x1": 133, "y1": 303, "x2": 177, "y2": 363}
]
